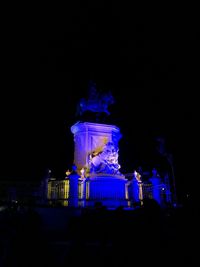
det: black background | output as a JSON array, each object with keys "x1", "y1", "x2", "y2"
[{"x1": 1, "y1": 2, "x2": 199, "y2": 201}]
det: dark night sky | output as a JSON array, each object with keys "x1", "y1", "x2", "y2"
[{"x1": 1, "y1": 3, "x2": 199, "y2": 199}]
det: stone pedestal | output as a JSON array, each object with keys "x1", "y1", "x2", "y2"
[
  {"x1": 131, "y1": 179, "x2": 140, "y2": 202},
  {"x1": 71, "y1": 121, "x2": 121, "y2": 172},
  {"x1": 70, "y1": 121, "x2": 128, "y2": 208},
  {"x1": 149, "y1": 177, "x2": 162, "y2": 205},
  {"x1": 86, "y1": 174, "x2": 128, "y2": 208}
]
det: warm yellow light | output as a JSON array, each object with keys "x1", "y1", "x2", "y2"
[
  {"x1": 80, "y1": 168, "x2": 85, "y2": 176},
  {"x1": 65, "y1": 170, "x2": 71, "y2": 176}
]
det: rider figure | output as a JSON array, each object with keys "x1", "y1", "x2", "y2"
[
  {"x1": 87, "y1": 81, "x2": 99, "y2": 104},
  {"x1": 77, "y1": 80, "x2": 115, "y2": 121}
]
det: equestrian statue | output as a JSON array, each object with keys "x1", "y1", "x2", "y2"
[{"x1": 76, "y1": 80, "x2": 115, "y2": 122}]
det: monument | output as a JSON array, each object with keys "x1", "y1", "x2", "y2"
[
  {"x1": 71, "y1": 81, "x2": 128, "y2": 208},
  {"x1": 45, "y1": 81, "x2": 173, "y2": 208}
]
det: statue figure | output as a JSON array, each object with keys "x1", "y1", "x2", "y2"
[
  {"x1": 77, "y1": 81, "x2": 115, "y2": 119},
  {"x1": 88, "y1": 141, "x2": 122, "y2": 175}
]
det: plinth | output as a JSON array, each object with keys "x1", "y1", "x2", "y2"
[{"x1": 71, "y1": 121, "x2": 128, "y2": 208}]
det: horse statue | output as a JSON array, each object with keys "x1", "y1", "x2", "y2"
[{"x1": 77, "y1": 81, "x2": 115, "y2": 117}]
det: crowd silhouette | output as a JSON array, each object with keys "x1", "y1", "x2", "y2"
[{"x1": 0, "y1": 198, "x2": 198, "y2": 267}]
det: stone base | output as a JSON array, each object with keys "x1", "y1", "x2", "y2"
[{"x1": 85, "y1": 174, "x2": 128, "y2": 208}]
